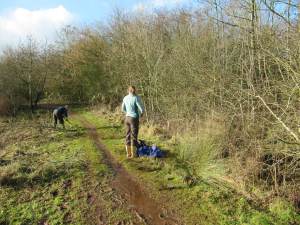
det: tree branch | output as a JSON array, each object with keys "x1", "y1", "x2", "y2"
[{"x1": 256, "y1": 95, "x2": 299, "y2": 143}]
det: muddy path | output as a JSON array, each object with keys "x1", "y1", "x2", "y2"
[{"x1": 79, "y1": 116, "x2": 180, "y2": 225}]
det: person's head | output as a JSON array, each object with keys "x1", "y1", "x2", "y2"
[
  {"x1": 128, "y1": 86, "x2": 136, "y2": 95},
  {"x1": 64, "y1": 105, "x2": 69, "y2": 110}
]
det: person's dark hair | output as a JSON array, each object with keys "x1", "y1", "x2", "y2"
[{"x1": 128, "y1": 86, "x2": 136, "y2": 95}]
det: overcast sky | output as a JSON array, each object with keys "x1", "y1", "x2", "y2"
[{"x1": 0, "y1": 0, "x2": 194, "y2": 51}]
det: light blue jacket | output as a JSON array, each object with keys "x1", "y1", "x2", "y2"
[{"x1": 122, "y1": 94, "x2": 144, "y2": 118}]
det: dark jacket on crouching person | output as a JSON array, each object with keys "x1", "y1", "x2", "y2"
[{"x1": 53, "y1": 106, "x2": 68, "y2": 128}]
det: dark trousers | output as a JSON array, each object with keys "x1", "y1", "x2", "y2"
[
  {"x1": 53, "y1": 113, "x2": 64, "y2": 127},
  {"x1": 125, "y1": 116, "x2": 139, "y2": 146}
]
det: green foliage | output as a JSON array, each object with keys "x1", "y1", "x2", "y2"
[
  {"x1": 176, "y1": 134, "x2": 220, "y2": 178},
  {"x1": 269, "y1": 199, "x2": 300, "y2": 225},
  {"x1": 248, "y1": 212, "x2": 272, "y2": 225}
]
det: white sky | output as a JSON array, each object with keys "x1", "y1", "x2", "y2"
[
  {"x1": 0, "y1": 0, "x2": 193, "y2": 51},
  {"x1": 0, "y1": 5, "x2": 73, "y2": 50}
]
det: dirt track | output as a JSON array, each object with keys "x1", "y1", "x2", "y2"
[{"x1": 80, "y1": 117, "x2": 180, "y2": 225}]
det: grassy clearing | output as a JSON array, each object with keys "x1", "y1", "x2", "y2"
[
  {"x1": 0, "y1": 110, "x2": 134, "y2": 225},
  {"x1": 1, "y1": 109, "x2": 298, "y2": 225},
  {"x1": 0, "y1": 115, "x2": 89, "y2": 224},
  {"x1": 83, "y1": 109, "x2": 299, "y2": 225}
]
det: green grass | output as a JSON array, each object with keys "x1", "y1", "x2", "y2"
[
  {"x1": 0, "y1": 111, "x2": 134, "y2": 225},
  {"x1": 1, "y1": 109, "x2": 299, "y2": 225},
  {"x1": 0, "y1": 127, "x2": 91, "y2": 224},
  {"x1": 81, "y1": 110, "x2": 300, "y2": 225}
]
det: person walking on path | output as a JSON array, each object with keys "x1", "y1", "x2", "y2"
[
  {"x1": 121, "y1": 86, "x2": 144, "y2": 158},
  {"x1": 53, "y1": 105, "x2": 69, "y2": 129}
]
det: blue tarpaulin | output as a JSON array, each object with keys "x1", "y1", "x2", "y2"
[{"x1": 137, "y1": 142, "x2": 164, "y2": 158}]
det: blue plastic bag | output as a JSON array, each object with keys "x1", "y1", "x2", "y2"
[{"x1": 137, "y1": 141, "x2": 163, "y2": 158}]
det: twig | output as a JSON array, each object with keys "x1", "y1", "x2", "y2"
[{"x1": 256, "y1": 95, "x2": 299, "y2": 143}]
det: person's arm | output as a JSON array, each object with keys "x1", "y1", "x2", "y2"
[
  {"x1": 64, "y1": 110, "x2": 69, "y2": 121},
  {"x1": 121, "y1": 99, "x2": 126, "y2": 113},
  {"x1": 136, "y1": 96, "x2": 144, "y2": 116},
  {"x1": 65, "y1": 109, "x2": 68, "y2": 118}
]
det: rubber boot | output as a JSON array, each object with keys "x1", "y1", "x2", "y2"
[
  {"x1": 125, "y1": 145, "x2": 132, "y2": 158},
  {"x1": 131, "y1": 144, "x2": 137, "y2": 158}
]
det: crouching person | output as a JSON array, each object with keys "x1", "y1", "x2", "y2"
[
  {"x1": 121, "y1": 86, "x2": 144, "y2": 158},
  {"x1": 53, "y1": 105, "x2": 69, "y2": 129}
]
